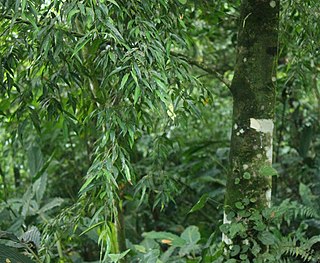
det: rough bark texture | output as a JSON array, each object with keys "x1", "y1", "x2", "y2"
[{"x1": 225, "y1": 0, "x2": 279, "y2": 218}]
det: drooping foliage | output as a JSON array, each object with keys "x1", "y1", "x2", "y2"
[{"x1": 0, "y1": 0, "x2": 320, "y2": 262}]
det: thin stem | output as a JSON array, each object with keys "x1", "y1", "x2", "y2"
[{"x1": 170, "y1": 51, "x2": 231, "y2": 89}]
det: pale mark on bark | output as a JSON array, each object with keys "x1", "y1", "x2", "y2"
[
  {"x1": 266, "y1": 189, "x2": 272, "y2": 207},
  {"x1": 250, "y1": 119, "x2": 274, "y2": 161},
  {"x1": 269, "y1": 1, "x2": 276, "y2": 8},
  {"x1": 222, "y1": 212, "x2": 232, "y2": 245},
  {"x1": 250, "y1": 118, "x2": 274, "y2": 134},
  {"x1": 265, "y1": 144, "x2": 273, "y2": 163}
]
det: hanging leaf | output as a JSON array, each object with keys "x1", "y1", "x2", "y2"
[
  {"x1": 189, "y1": 193, "x2": 209, "y2": 213},
  {"x1": 134, "y1": 85, "x2": 141, "y2": 104},
  {"x1": 119, "y1": 73, "x2": 130, "y2": 90},
  {"x1": 259, "y1": 166, "x2": 278, "y2": 177}
]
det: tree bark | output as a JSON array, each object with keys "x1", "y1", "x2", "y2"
[{"x1": 224, "y1": 0, "x2": 280, "y2": 243}]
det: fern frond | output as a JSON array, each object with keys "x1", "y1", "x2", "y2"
[{"x1": 272, "y1": 235, "x2": 320, "y2": 262}]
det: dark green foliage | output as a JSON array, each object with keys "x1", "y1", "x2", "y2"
[{"x1": 0, "y1": 0, "x2": 319, "y2": 262}]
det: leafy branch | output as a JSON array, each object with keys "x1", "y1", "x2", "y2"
[{"x1": 170, "y1": 51, "x2": 231, "y2": 89}]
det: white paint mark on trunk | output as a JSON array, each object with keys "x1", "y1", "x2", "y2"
[
  {"x1": 265, "y1": 143, "x2": 273, "y2": 164},
  {"x1": 250, "y1": 118, "x2": 274, "y2": 134},
  {"x1": 222, "y1": 212, "x2": 232, "y2": 245},
  {"x1": 270, "y1": 1, "x2": 276, "y2": 8},
  {"x1": 250, "y1": 119, "x2": 274, "y2": 159},
  {"x1": 266, "y1": 189, "x2": 272, "y2": 207}
]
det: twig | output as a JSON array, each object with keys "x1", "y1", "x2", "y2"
[{"x1": 170, "y1": 51, "x2": 231, "y2": 89}]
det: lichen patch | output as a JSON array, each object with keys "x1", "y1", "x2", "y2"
[{"x1": 269, "y1": 1, "x2": 276, "y2": 8}]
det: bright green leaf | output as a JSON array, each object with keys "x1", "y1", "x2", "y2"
[
  {"x1": 134, "y1": 85, "x2": 141, "y2": 104},
  {"x1": 243, "y1": 172, "x2": 251, "y2": 179},
  {"x1": 178, "y1": 0, "x2": 187, "y2": 4},
  {"x1": 259, "y1": 165, "x2": 278, "y2": 177},
  {"x1": 189, "y1": 193, "x2": 209, "y2": 213}
]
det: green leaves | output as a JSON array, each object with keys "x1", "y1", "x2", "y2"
[
  {"x1": 119, "y1": 73, "x2": 130, "y2": 90},
  {"x1": 134, "y1": 85, "x2": 141, "y2": 105},
  {"x1": 189, "y1": 193, "x2": 209, "y2": 213},
  {"x1": 181, "y1": 226, "x2": 201, "y2": 245},
  {"x1": 143, "y1": 231, "x2": 186, "y2": 247},
  {"x1": 0, "y1": 244, "x2": 35, "y2": 263},
  {"x1": 259, "y1": 165, "x2": 278, "y2": 177},
  {"x1": 178, "y1": 0, "x2": 187, "y2": 4},
  {"x1": 243, "y1": 172, "x2": 251, "y2": 179},
  {"x1": 235, "y1": 201, "x2": 244, "y2": 210},
  {"x1": 258, "y1": 231, "x2": 276, "y2": 245},
  {"x1": 108, "y1": 249, "x2": 130, "y2": 262}
]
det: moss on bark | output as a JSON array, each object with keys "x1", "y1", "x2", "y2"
[{"x1": 225, "y1": 0, "x2": 280, "y2": 214}]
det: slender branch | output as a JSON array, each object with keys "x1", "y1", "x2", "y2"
[
  {"x1": 2, "y1": 14, "x2": 84, "y2": 38},
  {"x1": 170, "y1": 51, "x2": 231, "y2": 89},
  {"x1": 2, "y1": 13, "x2": 232, "y2": 90}
]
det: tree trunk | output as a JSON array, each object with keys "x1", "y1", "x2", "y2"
[{"x1": 224, "y1": 0, "x2": 280, "y2": 244}]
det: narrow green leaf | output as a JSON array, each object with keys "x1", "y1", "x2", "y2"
[
  {"x1": 67, "y1": 9, "x2": 80, "y2": 23},
  {"x1": 108, "y1": 66, "x2": 129, "y2": 79},
  {"x1": 123, "y1": 164, "x2": 131, "y2": 183},
  {"x1": 120, "y1": 73, "x2": 130, "y2": 89},
  {"x1": 155, "y1": 78, "x2": 167, "y2": 91},
  {"x1": 71, "y1": 33, "x2": 92, "y2": 58},
  {"x1": 106, "y1": 20, "x2": 124, "y2": 42},
  {"x1": 133, "y1": 62, "x2": 141, "y2": 79},
  {"x1": 29, "y1": 107, "x2": 41, "y2": 133},
  {"x1": 79, "y1": 221, "x2": 104, "y2": 236},
  {"x1": 106, "y1": 0, "x2": 120, "y2": 8},
  {"x1": 21, "y1": 0, "x2": 27, "y2": 12},
  {"x1": 189, "y1": 193, "x2": 209, "y2": 213},
  {"x1": 38, "y1": 198, "x2": 64, "y2": 213},
  {"x1": 79, "y1": 176, "x2": 95, "y2": 194},
  {"x1": 134, "y1": 85, "x2": 141, "y2": 104},
  {"x1": 0, "y1": 244, "x2": 35, "y2": 263}
]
